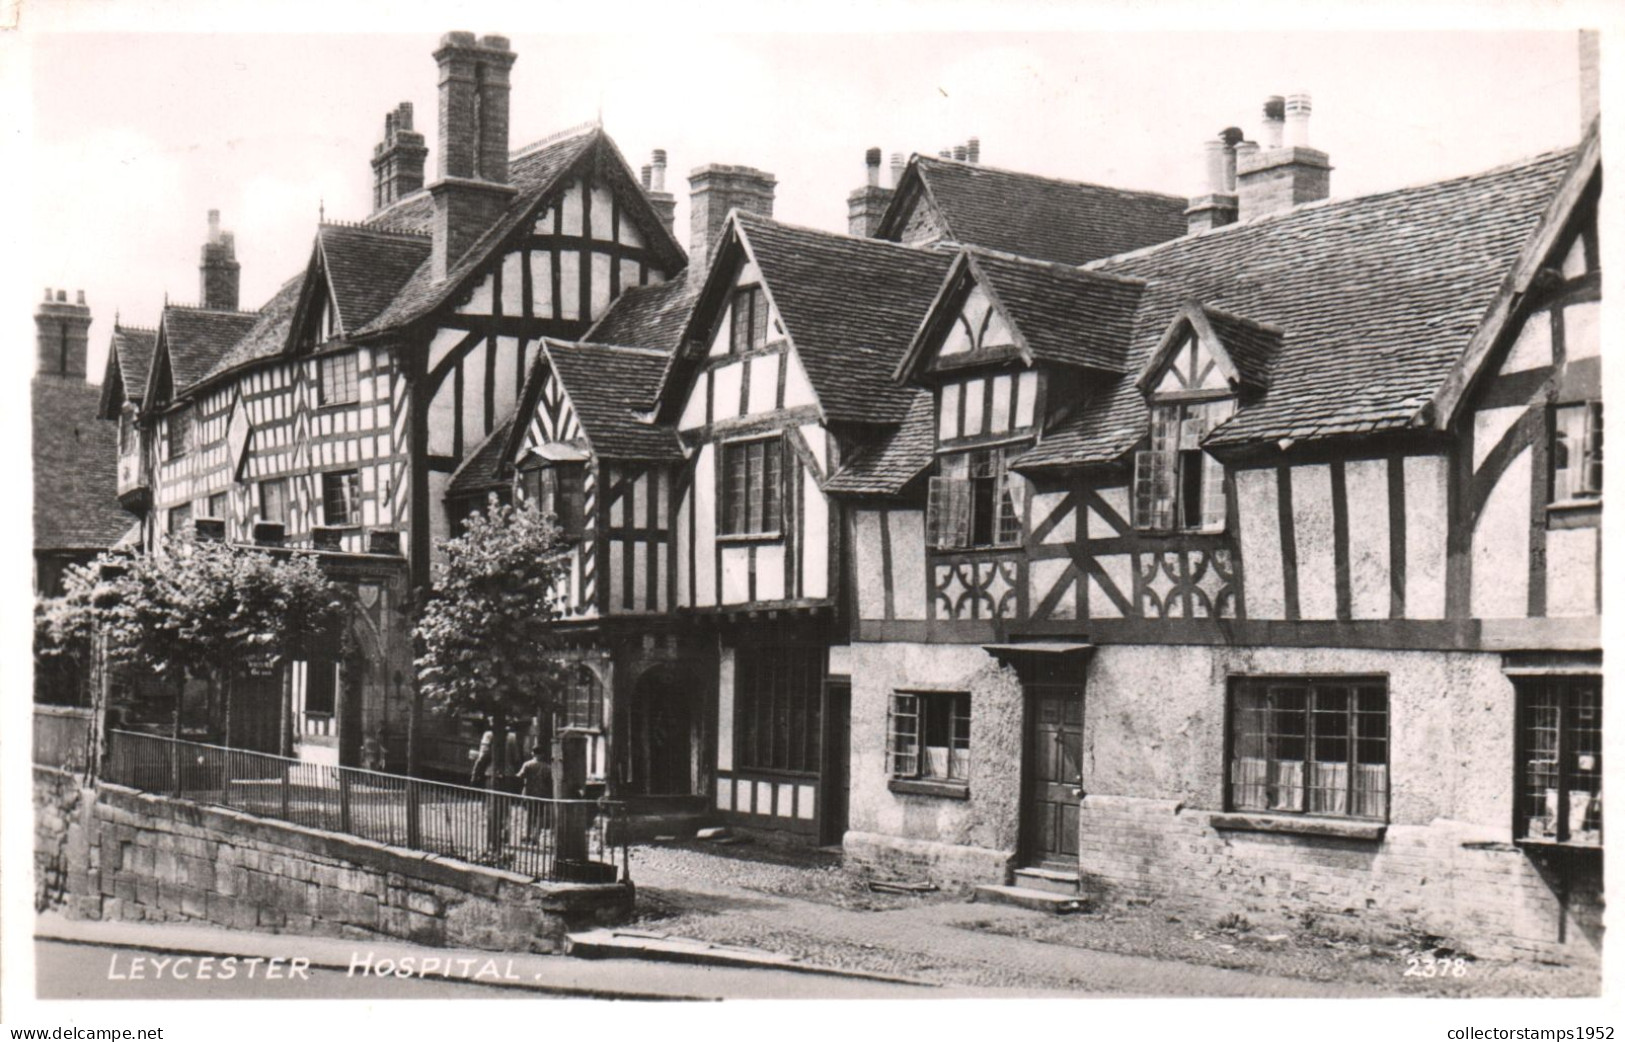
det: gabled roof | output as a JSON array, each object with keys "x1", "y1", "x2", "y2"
[
  {"x1": 448, "y1": 417, "x2": 516, "y2": 497},
  {"x1": 1014, "y1": 143, "x2": 1581, "y2": 471},
  {"x1": 97, "y1": 324, "x2": 157, "y2": 419},
  {"x1": 317, "y1": 223, "x2": 433, "y2": 337},
  {"x1": 1135, "y1": 301, "x2": 1277, "y2": 395},
  {"x1": 354, "y1": 127, "x2": 687, "y2": 338},
  {"x1": 146, "y1": 305, "x2": 260, "y2": 406},
  {"x1": 824, "y1": 390, "x2": 936, "y2": 496},
  {"x1": 898, "y1": 248, "x2": 1145, "y2": 381},
  {"x1": 505, "y1": 340, "x2": 683, "y2": 466},
  {"x1": 199, "y1": 276, "x2": 303, "y2": 386},
  {"x1": 876, "y1": 155, "x2": 1188, "y2": 266},
  {"x1": 33, "y1": 378, "x2": 130, "y2": 552},
  {"x1": 662, "y1": 213, "x2": 955, "y2": 425},
  {"x1": 585, "y1": 277, "x2": 698, "y2": 355}
]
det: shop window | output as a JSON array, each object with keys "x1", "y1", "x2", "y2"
[
  {"x1": 927, "y1": 446, "x2": 1022, "y2": 549},
  {"x1": 1552, "y1": 401, "x2": 1602, "y2": 503},
  {"x1": 1134, "y1": 399, "x2": 1232, "y2": 532},
  {"x1": 1228, "y1": 677, "x2": 1388, "y2": 820},
  {"x1": 735, "y1": 645, "x2": 823, "y2": 774},
  {"x1": 1516, "y1": 676, "x2": 1601, "y2": 846},
  {"x1": 889, "y1": 690, "x2": 970, "y2": 788}
]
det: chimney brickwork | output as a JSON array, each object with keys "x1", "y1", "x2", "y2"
[
  {"x1": 646, "y1": 149, "x2": 678, "y2": 240},
  {"x1": 199, "y1": 209, "x2": 241, "y2": 310},
  {"x1": 36, "y1": 288, "x2": 92, "y2": 380},
  {"x1": 688, "y1": 164, "x2": 776, "y2": 280},
  {"x1": 1185, "y1": 128, "x2": 1243, "y2": 234},
  {"x1": 1235, "y1": 93, "x2": 1330, "y2": 222},
  {"x1": 372, "y1": 102, "x2": 429, "y2": 211},
  {"x1": 430, "y1": 32, "x2": 519, "y2": 281},
  {"x1": 847, "y1": 147, "x2": 893, "y2": 238}
]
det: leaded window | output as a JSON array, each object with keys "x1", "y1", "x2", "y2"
[
  {"x1": 889, "y1": 690, "x2": 971, "y2": 783},
  {"x1": 561, "y1": 665, "x2": 604, "y2": 731},
  {"x1": 322, "y1": 470, "x2": 361, "y2": 526},
  {"x1": 1517, "y1": 676, "x2": 1601, "y2": 846},
  {"x1": 319, "y1": 352, "x2": 359, "y2": 407},
  {"x1": 1552, "y1": 401, "x2": 1603, "y2": 502},
  {"x1": 926, "y1": 447, "x2": 1021, "y2": 549},
  {"x1": 730, "y1": 285, "x2": 771, "y2": 354},
  {"x1": 735, "y1": 645, "x2": 824, "y2": 774},
  {"x1": 720, "y1": 437, "x2": 783, "y2": 537},
  {"x1": 1134, "y1": 399, "x2": 1232, "y2": 532},
  {"x1": 1229, "y1": 677, "x2": 1388, "y2": 820}
]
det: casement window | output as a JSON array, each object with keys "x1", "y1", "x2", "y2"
[
  {"x1": 889, "y1": 690, "x2": 971, "y2": 785},
  {"x1": 1516, "y1": 676, "x2": 1601, "y2": 847},
  {"x1": 720, "y1": 437, "x2": 783, "y2": 537},
  {"x1": 561, "y1": 665, "x2": 604, "y2": 731},
  {"x1": 167, "y1": 408, "x2": 192, "y2": 459},
  {"x1": 520, "y1": 462, "x2": 587, "y2": 540},
  {"x1": 321, "y1": 470, "x2": 361, "y2": 526},
  {"x1": 735, "y1": 645, "x2": 824, "y2": 774},
  {"x1": 926, "y1": 447, "x2": 1022, "y2": 549},
  {"x1": 729, "y1": 285, "x2": 772, "y2": 354},
  {"x1": 118, "y1": 411, "x2": 136, "y2": 454},
  {"x1": 259, "y1": 478, "x2": 290, "y2": 525},
  {"x1": 1228, "y1": 677, "x2": 1388, "y2": 820},
  {"x1": 304, "y1": 660, "x2": 337, "y2": 717},
  {"x1": 318, "y1": 352, "x2": 359, "y2": 407},
  {"x1": 1134, "y1": 400, "x2": 1233, "y2": 532},
  {"x1": 167, "y1": 502, "x2": 192, "y2": 538},
  {"x1": 206, "y1": 492, "x2": 229, "y2": 521},
  {"x1": 1551, "y1": 401, "x2": 1603, "y2": 503}
]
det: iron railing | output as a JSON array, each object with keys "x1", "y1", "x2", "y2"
[
  {"x1": 34, "y1": 705, "x2": 94, "y2": 773},
  {"x1": 104, "y1": 730, "x2": 629, "y2": 884}
]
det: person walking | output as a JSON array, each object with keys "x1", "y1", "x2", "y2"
[{"x1": 516, "y1": 745, "x2": 553, "y2": 843}]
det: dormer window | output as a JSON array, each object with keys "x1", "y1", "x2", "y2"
[
  {"x1": 1134, "y1": 399, "x2": 1232, "y2": 533},
  {"x1": 927, "y1": 446, "x2": 1022, "y2": 549},
  {"x1": 729, "y1": 285, "x2": 770, "y2": 354}
]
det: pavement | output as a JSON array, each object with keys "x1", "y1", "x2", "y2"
[
  {"x1": 34, "y1": 913, "x2": 958, "y2": 1001},
  {"x1": 624, "y1": 859, "x2": 1382, "y2": 998}
]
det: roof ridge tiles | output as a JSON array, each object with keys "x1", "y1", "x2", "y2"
[
  {"x1": 1087, "y1": 143, "x2": 1580, "y2": 269},
  {"x1": 321, "y1": 219, "x2": 431, "y2": 239},
  {"x1": 916, "y1": 153, "x2": 1187, "y2": 204},
  {"x1": 732, "y1": 210, "x2": 953, "y2": 258},
  {"x1": 966, "y1": 245, "x2": 1149, "y2": 286},
  {"x1": 552, "y1": 338, "x2": 671, "y2": 358},
  {"x1": 163, "y1": 302, "x2": 260, "y2": 316},
  {"x1": 510, "y1": 121, "x2": 601, "y2": 162}
]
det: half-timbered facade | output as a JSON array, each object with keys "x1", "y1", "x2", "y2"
[{"x1": 829, "y1": 118, "x2": 1602, "y2": 961}]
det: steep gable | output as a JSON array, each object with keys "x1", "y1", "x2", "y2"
[{"x1": 97, "y1": 324, "x2": 157, "y2": 419}]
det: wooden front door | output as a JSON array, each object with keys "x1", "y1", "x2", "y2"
[{"x1": 1023, "y1": 684, "x2": 1084, "y2": 867}]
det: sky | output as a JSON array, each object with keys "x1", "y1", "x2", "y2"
[{"x1": 21, "y1": 26, "x2": 1595, "y2": 383}]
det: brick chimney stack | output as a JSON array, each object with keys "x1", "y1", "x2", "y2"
[
  {"x1": 199, "y1": 210, "x2": 240, "y2": 310},
  {"x1": 36, "y1": 288, "x2": 92, "y2": 380},
  {"x1": 429, "y1": 32, "x2": 519, "y2": 281},
  {"x1": 645, "y1": 149, "x2": 678, "y2": 240},
  {"x1": 1186, "y1": 127, "x2": 1243, "y2": 234},
  {"x1": 1236, "y1": 92, "x2": 1331, "y2": 222},
  {"x1": 372, "y1": 101, "x2": 429, "y2": 211},
  {"x1": 847, "y1": 147, "x2": 893, "y2": 238},
  {"x1": 688, "y1": 163, "x2": 776, "y2": 280}
]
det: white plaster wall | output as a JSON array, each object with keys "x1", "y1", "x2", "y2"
[
  {"x1": 1234, "y1": 468, "x2": 1283, "y2": 618},
  {"x1": 1291, "y1": 464, "x2": 1337, "y2": 619},
  {"x1": 853, "y1": 510, "x2": 885, "y2": 619},
  {"x1": 801, "y1": 467, "x2": 829, "y2": 599},
  {"x1": 1471, "y1": 446, "x2": 1531, "y2": 619},
  {"x1": 1344, "y1": 459, "x2": 1391, "y2": 620},
  {"x1": 1404, "y1": 455, "x2": 1449, "y2": 619},
  {"x1": 891, "y1": 510, "x2": 928, "y2": 621},
  {"x1": 1546, "y1": 526, "x2": 1599, "y2": 617}
]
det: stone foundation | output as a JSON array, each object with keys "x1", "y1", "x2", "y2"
[
  {"x1": 843, "y1": 830, "x2": 1013, "y2": 889},
  {"x1": 35, "y1": 767, "x2": 633, "y2": 953},
  {"x1": 1078, "y1": 794, "x2": 1601, "y2": 964}
]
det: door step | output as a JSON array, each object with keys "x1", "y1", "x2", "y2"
[
  {"x1": 972, "y1": 884, "x2": 1086, "y2": 914},
  {"x1": 1012, "y1": 866, "x2": 1081, "y2": 896}
]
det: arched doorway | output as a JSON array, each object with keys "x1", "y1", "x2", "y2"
[{"x1": 625, "y1": 666, "x2": 699, "y2": 796}]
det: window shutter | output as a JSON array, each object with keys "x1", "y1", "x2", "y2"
[
  {"x1": 1133, "y1": 450, "x2": 1175, "y2": 531},
  {"x1": 1200, "y1": 452, "x2": 1227, "y2": 531},
  {"x1": 889, "y1": 693, "x2": 920, "y2": 778},
  {"x1": 1583, "y1": 401, "x2": 1603, "y2": 496},
  {"x1": 927, "y1": 476, "x2": 972, "y2": 548}
]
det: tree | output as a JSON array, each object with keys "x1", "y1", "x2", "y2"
[
  {"x1": 414, "y1": 496, "x2": 572, "y2": 854},
  {"x1": 42, "y1": 539, "x2": 350, "y2": 748}
]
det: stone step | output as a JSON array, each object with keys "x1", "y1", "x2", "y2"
[
  {"x1": 1012, "y1": 866, "x2": 1080, "y2": 896},
  {"x1": 972, "y1": 884, "x2": 1086, "y2": 914}
]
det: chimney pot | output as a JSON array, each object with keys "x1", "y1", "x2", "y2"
[
  {"x1": 952, "y1": 145, "x2": 968, "y2": 161},
  {"x1": 1263, "y1": 95, "x2": 1286, "y2": 149},
  {"x1": 966, "y1": 137, "x2": 980, "y2": 163},
  {"x1": 43, "y1": 287, "x2": 51, "y2": 301},
  {"x1": 890, "y1": 152, "x2": 906, "y2": 186},
  {"x1": 651, "y1": 149, "x2": 668, "y2": 192},
  {"x1": 865, "y1": 147, "x2": 882, "y2": 187},
  {"x1": 641, "y1": 164, "x2": 653, "y2": 189},
  {"x1": 1285, "y1": 92, "x2": 1312, "y2": 148},
  {"x1": 56, "y1": 289, "x2": 66, "y2": 302},
  {"x1": 76, "y1": 290, "x2": 86, "y2": 305},
  {"x1": 938, "y1": 148, "x2": 952, "y2": 158}
]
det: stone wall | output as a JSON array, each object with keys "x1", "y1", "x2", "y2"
[
  {"x1": 35, "y1": 771, "x2": 633, "y2": 953},
  {"x1": 1077, "y1": 644, "x2": 1601, "y2": 964}
]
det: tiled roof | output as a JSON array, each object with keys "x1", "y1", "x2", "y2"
[
  {"x1": 736, "y1": 213, "x2": 955, "y2": 424},
  {"x1": 365, "y1": 191, "x2": 437, "y2": 236},
  {"x1": 542, "y1": 340, "x2": 682, "y2": 460},
  {"x1": 199, "y1": 276, "x2": 303, "y2": 385},
  {"x1": 33, "y1": 378, "x2": 130, "y2": 551},
  {"x1": 319, "y1": 224, "x2": 432, "y2": 335},
  {"x1": 888, "y1": 156, "x2": 1189, "y2": 265},
  {"x1": 1201, "y1": 306, "x2": 1280, "y2": 391},
  {"x1": 448, "y1": 417, "x2": 516, "y2": 496},
  {"x1": 97, "y1": 325, "x2": 157, "y2": 418},
  {"x1": 585, "y1": 277, "x2": 698, "y2": 355},
  {"x1": 969, "y1": 250, "x2": 1145, "y2": 373},
  {"x1": 824, "y1": 390, "x2": 936, "y2": 495},
  {"x1": 160, "y1": 306, "x2": 260, "y2": 394},
  {"x1": 1017, "y1": 146, "x2": 1579, "y2": 469}
]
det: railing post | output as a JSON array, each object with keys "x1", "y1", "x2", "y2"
[
  {"x1": 406, "y1": 780, "x2": 421, "y2": 849},
  {"x1": 338, "y1": 766, "x2": 353, "y2": 835},
  {"x1": 280, "y1": 759, "x2": 291, "y2": 821}
]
